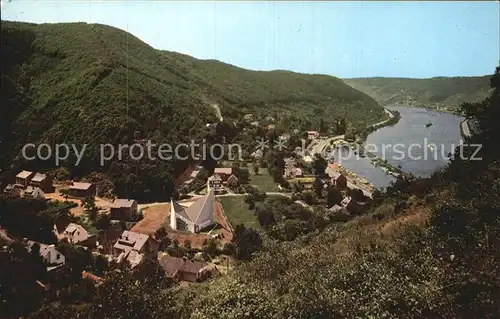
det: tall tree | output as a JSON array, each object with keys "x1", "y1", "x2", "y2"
[
  {"x1": 313, "y1": 153, "x2": 328, "y2": 176},
  {"x1": 313, "y1": 177, "x2": 324, "y2": 198},
  {"x1": 231, "y1": 224, "x2": 263, "y2": 261},
  {"x1": 326, "y1": 186, "x2": 343, "y2": 207}
]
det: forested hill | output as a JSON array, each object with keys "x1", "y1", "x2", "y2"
[
  {"x1": 1, "y1": 21, "x2": 384, "y2": 200},
  {"x1": 344, "y1": 76, "x2": 492, "y2": 112}
]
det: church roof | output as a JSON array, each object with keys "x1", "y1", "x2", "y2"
[{"x1": 173, "y1": 188, "x2": 214, "y2": 225}]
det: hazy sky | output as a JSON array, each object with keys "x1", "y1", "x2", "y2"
[{"x1": 2, "y1": 1, "x2": 499, "y2": 78}]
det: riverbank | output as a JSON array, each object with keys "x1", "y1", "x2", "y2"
[{"x1": 357, "y1": 108, "x2": 401, "y2": 142}]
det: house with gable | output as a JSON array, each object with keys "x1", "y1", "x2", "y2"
[
  {"x1": 16, "y1": 170, "x2": 35, "y2": 188},
  {"x1": 26, "y1": 240, "x2": 65, "y2": 271},
  {"x1": 61, "y1": 223, "x2": 96, "y2": 247},
  {"x1": 23, "y1": 186, "x2": 45, "y2": 199},
  {"x1": 110, "y1": 199, "x2": 138, "y2": 221},
  {"x1": 30, "y1": 173, "x2": 54, "y2": 193},
  {"x1": 159, "y1": 256, "x2": 210, "y2": 282},
  {"x1": 113, "y1": 231, "x2": 159, "y2": 269}
]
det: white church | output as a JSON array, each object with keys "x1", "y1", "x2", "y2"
[{"x1": 169, "y1": 185, "x2": 216, "y2": 233}]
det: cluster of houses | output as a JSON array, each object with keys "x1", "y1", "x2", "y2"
[
  {"x1": 284, "y1": 158, "x2": 304, "y2": 179},
  {"x1": 22, "y1": 185, "x2": 217, "y2": 284},
  {"x1": 24, "y1": 225, "x2": 213, "y2": 285},
  {"x1": 3, "y1": 170, "x2": 54, "y2": 199},
  {"x1": 2, "y1": 170, "x2": 100, "y2": 201},
  {"x1": 207, "y1": 167, "x2": 239, "y2": 193},
  {"x1": 283, "y1": 158, "x2": 371, "y2": 216},
  {"x1": 327, "y1": 172, "x2": 370, "y2": 215},
  {"x1": 2, "y1": 166, "x2": 229, "y2": 293}
]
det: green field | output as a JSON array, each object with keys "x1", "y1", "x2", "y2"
[
  {"x1": 248, "y1": 170, "x2": 278, "y2": 192},
  {"x1": 218, "y1": 196, "x2": 261, "y2": 230}
]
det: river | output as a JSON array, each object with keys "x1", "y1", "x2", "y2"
[{"x1": 332, "y1": 105, "x2": 464, "y2": 189}]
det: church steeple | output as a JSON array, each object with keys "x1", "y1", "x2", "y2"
[{"x1": 170, "y1": 197, "x2": 177, "y2": 230}]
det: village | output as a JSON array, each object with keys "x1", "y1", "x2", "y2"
[{"x1": 0, "y1": 112, "x2": 390, "y2": 294}]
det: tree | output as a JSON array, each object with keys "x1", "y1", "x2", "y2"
[
  {"x1": 302, "y1": 191, "x2": 316, "y2": 205},
  {"x1": 82, "y1": 196, "x2": 98, "y2": 222},
  {"x1": 60, "y1": 188, "x2": 70, "y2": 201},
  {"x1": 252, "y1": 162, "x2": 260, "y2": 175},
  {"x1": 202, "y1": 238, "x2": 218, "y2": 256},
  {"x1": 0, "y1": 242, "x2": 46, "y2": 317},
  {"x1": 231, "y1": 224, "x2": 263, "y2": 261},
  {"x1": 348, "y1": 188, "x2": 365, "y2": 202},
  {"x1": 313, "y1": 153, "x2": 328, "y2": 176},
  {"x1": 184, "y1": 240, "x2": 192, "y2": 251},
  {"x1": 326, "y1": 186, "x2": 343, "y2": 207},
  {"x1": 232, "y1": 165, "x2": 249, "y2": 184},
  {"x1": 95, "y1": 213, "x2": 111, "y2": 231},
  {"x1": 92, "y1": 254, "x2": 109, "y2": 276},
  {"x1": 319, "y1": 118, "x2": 326, "y2": 133},
  {"x1": 345, "y1": 124, "x2": 357, "y2": 141},
  {"x1": 255, "y1": 203, "x2": 276, "y2": 229},
  {"x1": 155, "y1": 227, "x2": 171, "y2": 250},
  {"x1": 90, "y1": 270, "x2": 175, "y2": 318},
  {"x1": 313, "y1": 177, "x2": 324, "y2": 198}
]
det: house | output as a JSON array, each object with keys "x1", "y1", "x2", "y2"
[
  {"x1": 207, "y1": 174, "x2": 223, "y2": 192},
  {"x1": 26, "y1": 240, "x2": 65, "y2": 270},
  {"x1": 251, "y1": 149, "x2": 264, "y2": 160},
  {"x1": 328, "y1": 204, "x2": 348, "y2": 214},
  {"x1": 62, "y1": 223, "x2": 91, "y2": 245},
  {"x1": 243, "y1": 114, "x2": 254, "y2": 121},
  {"x1": 16, "y1": 170, "x2": 35, "y2": 188},
  {"x1": 332, "y1": 173, "x2": 348, "y2": 189},
  {"x1": 226, "y1": 174, "x2": 239, "y2": 188},
  {"x1": 279, "y1": 133, "x2": 291, "y2": 141},
  {"x1": 214, "y1": 167, "x2": 233, "y2": 181},
  {"x1": 341, "y1": 197, "x2": 365, "y2": 215},
  {"x1": 110, "y1": 199, "x2": 138, "y2": 221},
  {"x1": 183, "y1": 168, "x2": 201, "y2": 186},
  {"x1": 113, "y1": 231, "x2": 159, "y2": 269},
  {"x1": 303, "y1": 155, "x2": 314, "y2": 164},
  {"x1": 307, "y1": 131, "x2": 320, "y2": 140},
  {"x1": 30, "y1": 173, "x2": 54, "y2": 193},
  {"x1": 3, "y1": 184, "x2": 22, "y2": 198},
  {"x1": 23, "y1": 186, "x2": 45, "y2": 199},
  {"x1": 266, "y1": 124, "x2": 276, "y2": 130},
  {"x1": 170, "y1": 187, "x2": 215, "y2": 233},
  {"x1": 159, "y1": 256, "x2": 210, "y2": 282},
  {"x1": 284, "y1": 166, "x2": 303, "y2": 179},
  {"x1": 250, "y1": 121, "x2": 260, "y2": 127},
  {"x1": 68, "y1": 182, "x2": 96, "y2": 198}
]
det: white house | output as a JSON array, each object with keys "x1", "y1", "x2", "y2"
[
  {"x1": 170, "y1": 186, "x2": 215, "y2": 233},
  {"x1": 23, "y1": 186, "x2": 45, "y2": 199},
  {"x1": 62, "y1": 223, "x2": 90, "y2": 244},
  {"x1": 27, "y1": 241, "x2": 65, "y2": 267}
]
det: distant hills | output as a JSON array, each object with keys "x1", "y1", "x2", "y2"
[
  {"x1": 343, "y1": 76, "x2": 492, "y2": 112},
  {"x1": 1, "y1": 21, "x2": 384, "y2": 200}
]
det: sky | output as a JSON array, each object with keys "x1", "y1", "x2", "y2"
[{"x1": 1, "y1": 1, "x2": 499, "y2": 78}]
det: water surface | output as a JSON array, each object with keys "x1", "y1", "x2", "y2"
[{"x1": 335, "y1": 105, "x2": 464, "y2": 189}]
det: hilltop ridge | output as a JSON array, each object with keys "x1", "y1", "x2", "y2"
[
  {"x1": 1, "y1": 21, "x2": 385, "y2": 200},
  {"x1": 344, "y1": 76, "x2": 492, "y2": 112}
]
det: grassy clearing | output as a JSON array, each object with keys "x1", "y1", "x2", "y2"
[
  {"x1": 218, "y1": 196, "x2": 261, "y2": 230},
  {"x1": 248, "y1": 170, "x2": 278, "y2": 192}
]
